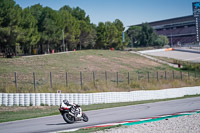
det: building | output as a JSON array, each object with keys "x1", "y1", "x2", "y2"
[{"x1": 148, "y1": 15, "x2": 197, "y2": 46}]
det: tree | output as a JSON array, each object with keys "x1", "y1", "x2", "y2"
[
  {"x1": 126, "y1": 23, "x2": 165, "y2": 47},
  {"x1": 0, "y1": 2, "x2": 127, "y2": 53},
  {"x1": 126, "y1": 26, "x2": 141, "y2": 47},
  {"x1": 72, "y1": 7, "x2": 90, "y2": 23},
  {"x1": 140, "y1": 23, "x2": 157, "y2": 47},
  {"x1": 154, "y1": 35, "x2": 169, "y2": 47},
  {"x1": 96, "y1": 19, "x2": 126, "y2": 49},
  {"x1": 79, "y1": 20, "x2": 92, "y2": 49},
  {"x1": 59, "y1": 5, "x2": 72, "y2": 14},
  {"x1": 39, "y1": 7, "x2": 61, "y2": 53},
  {"x1": 17, "y1": 7, "x2": 40, "y2": 54},
  {"x1": 58, "y1": 9, "x2": 80, "y2": 50},
  {"x1": 86, "y1": 26, "x2": 97, "y2": 49},
  {"x1": 105, "y1": 21, "x2": 118, "y2": 48},
  {"x1": 0, "y1": 0, "x2": 22, "y2": 54},
  {"x1": 30, "y1": 4, "x2": 43, "y2": 25},
  {"x1": 96, "y1": 22, "x2": 108, "y2": 49},
  {"x1": 113, "y1": 19, "x2": 125, "y2": 49}
]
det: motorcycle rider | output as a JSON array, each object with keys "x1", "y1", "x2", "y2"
[
  {"x1": 63, "y1": 99, "x2": 73, "y2": 106},
  {"x1": 62, "y1": 100, "x2": 80, "y2": 117}
]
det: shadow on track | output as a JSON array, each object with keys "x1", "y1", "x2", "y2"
[{"x1": 46, "y1": 123, "x2": 67, "y2": 126}]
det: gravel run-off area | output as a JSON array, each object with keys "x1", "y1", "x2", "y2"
[{"x1": 94, "y1": 113, "x2": 200, "y2": 133}]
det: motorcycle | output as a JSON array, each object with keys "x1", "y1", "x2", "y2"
[{"x1": 59, "y1": 100, "x2": 89, "y2": 124}]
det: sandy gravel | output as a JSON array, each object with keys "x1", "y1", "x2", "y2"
[{"x1": 94, "y1": 113, "x2": 200, "y2": 133}]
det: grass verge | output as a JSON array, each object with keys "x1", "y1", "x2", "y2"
[
  {"x1": 65, "y1": 125, "x2": 122, "y2": 133},
  {"x1": 0, "y1": 94, "x2": 200, "y2": 123}
]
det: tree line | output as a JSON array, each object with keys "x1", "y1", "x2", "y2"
[
  {"x1": 126, "y1": 24, "x2": 169, "y2": 48},
  {"x1": 0, "y1": 0, "x2": 168, "y2": 56}
]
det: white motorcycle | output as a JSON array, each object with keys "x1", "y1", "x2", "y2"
[{"x1": 59, "y1": 100, "x2": 89, "y2": 124}]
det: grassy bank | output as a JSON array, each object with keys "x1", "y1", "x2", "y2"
[
  {"x1": 0, "y1": 94, "x2": 200, "y2": 123},
  {"x1": 0, "y1": 50, "x2": 199, "y2": 93}
]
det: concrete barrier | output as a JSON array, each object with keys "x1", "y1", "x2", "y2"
[
  {"x1": 19, "y1": 93, "x2": 24, "y2": 106},
  {"x1": 14, "y1": 93, "x2": 20, "y2": 106},
  {"x1": 24, "y1": 93, "x2": 30, "y2": 106},
  {"x1": 30, "y1": 93, "x2": 35, "y2": 106},
  {"x1": 8, "y1": 93, "x2": 13, "y2": 106},
  {"x1": 35, "y1": 93, "x2": 40, "y2": 106},
  {"x1": 0, "y1": 93, "x2": 2, "y2": 106},
  {"x1": 45, "y1": 93, "x2": 50, "y2": 106},
  {"x1": 50, "y1": 93, "x2": 55, "y2": 106},
  {"x1": 138, "y1": 49, "x2": 166, "y2": 54},
  {"x1": 40, "y1": 93, "x2": 45, "y2": 105},
  {"x1": 2, "y1": 93, "x2": 8, "y2": 106},
  {"x1": 0, "y1": 86, "x2": 200, "y2": 106}
]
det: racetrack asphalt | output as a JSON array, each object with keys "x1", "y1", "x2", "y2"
[
  {"x1": 145, "y1": 50, "x2": 200, "y2": 63},
  {"x1": 0, "y1": 97, "x2": 200, "y2": 133}
]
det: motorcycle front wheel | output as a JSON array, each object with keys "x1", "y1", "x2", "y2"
[
  {"x1": 82, "y1": 113, "x2": 89, "y2": 122},
  {"x1": 63, "y1": 113, "x2": 75, "y2": 124}
]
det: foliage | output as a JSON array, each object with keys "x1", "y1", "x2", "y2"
[
  {"x1": 0, "y1": 1, "x2": 128, "y2": 55},
  {"x1": 126, "y1": 23, "x2": 169, "y2": 47},
  {"x1": 17, "y1": 7, "x2": 40, "y2": 54},
  {"x1": 172, "y1": 60, "x2": 200, "y2": 71},
  {"x1": 154, "y1": 35, "x2": 169, "y2": 47},
  {"x1": 96, "y1": 19, "x2": 126, "y2": 49},
  {"x1": 0, "y1": 0, "x2": 22, "y2": 54},
  {"x1": 0, "y1": 0, "x2": 170, "y2": 55},
  {"x1": 126, "y1": 26, "x2": 141, "y2": 47}
]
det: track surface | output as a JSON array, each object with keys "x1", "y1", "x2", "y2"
[
  {"x1": 145, "y1": 50, "x2": 200, "y2": 62},
  {"x1": 0, "y1": 97, "x2": 200, "y2": 133}
]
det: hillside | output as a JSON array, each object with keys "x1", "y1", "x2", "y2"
[{"x1": 0, "y1": 50, "x2": 199, "y2": 93}]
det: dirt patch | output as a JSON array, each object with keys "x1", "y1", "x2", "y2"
[
  {"x1": 79, "y1": 54, "x2": 162, "y2": 72},
  {"x1": 80, "y1": 55, "x2": 110, "y2": 71},
  {"x1": 80, "y1": 55, "x2": 110, "y2": 64},
  {"x1": 112, "y1": 57, "x2": 160, "y2": 67}
]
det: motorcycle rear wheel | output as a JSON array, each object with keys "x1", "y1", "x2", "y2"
[{"x1": 63, "y1": 113, "x2": 75, "y2": 124}]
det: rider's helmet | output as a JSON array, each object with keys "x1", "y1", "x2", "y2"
[{"x1": 63, "y1": 99, "x2": 69, "y2": 105}]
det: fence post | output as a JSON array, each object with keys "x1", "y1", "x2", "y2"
[
  {"x1": 66, "y1": 72, "x2": 68, "y2": 87},
  {"x1": 156, "y1": 71, "x2": 159, "y2": 81},
  {"x1": 50, "y1": 72, "x2": 52, "y2": 88},
  {"x1": 172, "y1": 70, "x2": 174, "y2": 80},
  {"x1": 147, "y1": 72, "x2": 150, "y2": 82},
  {"x1": 165, "y1": 71, "x2": 167, "y2": 80},
  {"x1": 93, "y1": 71, "x2": 95, "y2": 87},
  {"x1": 105, "y1": 71, "x2": 107, "y2": 84},
  {"x1": 33, "y1": 72, "x2": 36, "y2": 91},
  {"x1": 128, "y1": 72, "x2": 130, "y2": 84},
  {"x1": 180, "y1": 71, "x2": 182, "y2": 80},
  {"x1": 195, "y1": 70, "x2": 197, "y2": 78},
  {"x1": 116, "y1": 72, "x2": 119, "y2": 86},
  {"x1": 14, "y1": 72, "x2": 18, "y2": 89},
  {"x1": 80, "y1": 72, "x2": 83, "y2": 88},
  {"x1": 137, "y1": 72, "x2": 140, "y2": 80}
]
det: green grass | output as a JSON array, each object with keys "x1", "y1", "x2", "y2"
[
  {"x1": 0, "y1": 94, "x2": 200, "y2": 123},
  {"x1": 0, "y1": 106, "x2": 59, "y2": 123},
  {"x1": 153, "y1": 56, "x2": 200, "y2": 72},
  {"x1": 65, "y1": 125, "x2": 122, "y2": 133}
]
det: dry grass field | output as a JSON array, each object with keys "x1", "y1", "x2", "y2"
[{"x1": 0, "y1": 50, "x2": 199, "y2": 93}]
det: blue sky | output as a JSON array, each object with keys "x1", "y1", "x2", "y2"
[{"x1": 15, "y1": 0, "x2": 197, "y2": 29}]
